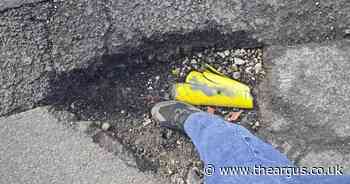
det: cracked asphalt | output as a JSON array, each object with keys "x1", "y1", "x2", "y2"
[{"x1": 1, "y1": 0, "x2": 349, "y2": 116}]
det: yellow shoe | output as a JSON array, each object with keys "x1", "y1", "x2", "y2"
[{"x1": 172, "y1": 66, "x2": 254, "y2": 109}]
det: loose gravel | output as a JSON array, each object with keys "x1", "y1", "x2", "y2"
[{"x1": 58, "y1": 47, "x2": 264, "y2": 183}]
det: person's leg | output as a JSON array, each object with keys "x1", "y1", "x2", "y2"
[
  {"x1": 151, "y1": 101, "x2": 349, "y2": 183},
  {"x1": 152, "y1": 101, "x2": 294, "y2": 183},
  {"x1": 184, "y1": 112, "x2": 292, "y2": 165},
  {"x1": 184, "y1": 112, "x2": 295, "y2": 184},
  {"x1": 184, "y1": 112, "x2": 350, "y2": 184}
]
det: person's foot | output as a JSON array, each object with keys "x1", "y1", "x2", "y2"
[{"x1": 151, "y1": 101, "x2": 201, "y2": 134}]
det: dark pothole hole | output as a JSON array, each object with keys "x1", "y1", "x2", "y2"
[{"x1": 40, "y1": 29, "x2": 265, "y2": 181}]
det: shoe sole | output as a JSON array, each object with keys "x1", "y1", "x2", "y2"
[
  {"x1": 151, "y1": 101, "x2": 179, "y2": 122},
  {"x1": 151, "y1": 100, "x2": 201, "y2": 122}
]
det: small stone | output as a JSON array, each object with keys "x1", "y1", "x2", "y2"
[
  {"x1": 255, "y1": 121, "x2": 260, "y2": 127},
  {"x1": 77, "y1": 121, "x2": 93, "y2": 132},
  {"x1": 345, "y1": 29, "x2": 350, "y2": 36},
  {"x1": 240, "y1": 49, "x2": 247, "y2": 55},
  {"x1": 182, "y1": 57, "x2": 189, "y2": 64},
  {"x1": 217, "y1": 52, "x2": 226, "y2": 58},
  {"x1": 148, "y1": 54, "x2": 155, "y2": 61},
  {"x1": 245, "y1": 67, "x2": 253, "y2": 73},
  {"x1": 233, "y1": 49, "x2": 241, "y2": 56},
  {"x1": 257, "y1": 48, "x2": 263, "y2": 54},
  {"x1": 155, "y1": 76, "x2": 160, "y2": 80},
  {"x1": 120, "y1": 110, "x2": 126, "y2": 114},
  {"x1": 143, "y1": 118, "x2": 152, "y2": 126},
  {"x1": 246, "y1": 61, "x2": 254, "y2": 66},
  {"x1": 191, "y1": 59, "x2": 197, "y2": 64},
  {"x1": 252, "y1": 121, "x2": 260, "y2": 130},
  {"x1": 230, "y1": 64, "x2": 238, "y2": 72},
  {"x1": 234, "y1": 57, "x2": 246, "y2": 65},
  {"x1": 165, "y1": 130, "x2": 173, "y2": 139},
  {"x1": 232, "y1": 72, "x2": 241, "y2": 80},
  {"x1": 172, "y1": 68, "x2": 180, "y2": 76},
  {"x1": 224, "y1": 50, "x2": 230, "y2": 56},
  {"x1": 179, "y1": 72, "x2": 185, "y2": 77},
  {"x1": 207, "y1": 57, "x2": 215, "y2": 63},
  {"x1": 101, "y1": 122, "x2": 111, "y2": 131},
  {"x1": 255, "y1": 63, "x2": 263, "y2": 73},
  {"x1": 70, "y1": 100, "x2": 82, "y2": 110}
]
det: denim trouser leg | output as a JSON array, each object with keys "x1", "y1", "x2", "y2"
[{"x1": 184, "y1": 112, "x2": 349, "y2": 184}]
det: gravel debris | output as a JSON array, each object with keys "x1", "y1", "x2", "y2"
[
  {"x1": 61, "y1": 47, "x2": 264, "y2": 183},
  {"x1": 143, "y1": 48, "x2": 264, "y2": 181},
  {"x1": 132, "y1": 47, "x2": 265, "y2": 181},
  {"x1": 255, "y1": 63, "x2": 263, "y2": 74},
  {"x1": 232, "y1": 72, "x2": 241, "y2": 80},
  {"x1": 224, "y1": 50, "x2": 230, "y2": 57},
  {"x1": 345, "y1": 29, "x2": 350, "y2": 35},
  {"x1": 217, "y1": 52, "x2": 226, "y2": 58},
  {"x1": 101, "y1": 122, "x2": 111, "y2": 131},
  {"x1": 234, "y1": 57, "x2": 246, "y2": 65},
  {"x1": 345, "y1": 29, "x2": 350, "y2": 39},
  {"x1": 143, "y1": 114, "x2": 153, "y2": 127}
]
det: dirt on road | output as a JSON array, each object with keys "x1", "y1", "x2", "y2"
[{"x1": 53, "y1": 47, "x2": 264, "y2": 183}]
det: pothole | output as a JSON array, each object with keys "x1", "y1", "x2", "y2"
[
  {"x1": 47, "y1": 45, "x2": 264, "y2": 182},
  {"x1": 41, "y1": 29, "x2": 265, "y2": 182}
]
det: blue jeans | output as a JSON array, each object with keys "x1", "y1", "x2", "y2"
[{"x1": 184, "y1": 112, "x2": 349, "y2": 184}]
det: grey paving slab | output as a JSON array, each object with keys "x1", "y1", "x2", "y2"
[
  {"x1": 0, "y1": 107, "x2": 164, "y2": 184},
  {"x1": 258, "y1": 40, "x2": 350, "y2": 173}
]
